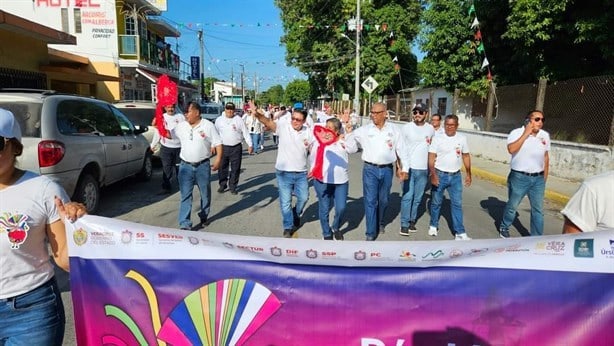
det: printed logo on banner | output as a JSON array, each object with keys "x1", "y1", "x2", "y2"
[
  {"x1": 270, "y1": 246, "x2": 282, "y2": 257},
  {"x1": 573, "y1": 239, "x2": 593, "y2": 258},
  {"x1": 321, "y1": 250, "x2": 339, "y2": 259},
  {"x1": 121, "y1": 230, "x2": 132, "y2": 244},
  {"x1": 534, "y1": 241, "x2": 566, "y2": 255},
  {"x1": 399, "y1": 250, "x2": 417, "y2": 261},
  {"x1": 449, "y1": 249, "x2": 464, "y2": 258},
  {"x1": 422, "y1": 249, "x2": 445, "y2": 261},
  {"x1": 223, "y1": 242, "x2": 234, "y2": 249},
  {"x1": 602, "y1": 240, "x2": 614, "y2": 258},
  {"x1": 306, "y1": 249, "x2": 318, "y2": 259},
  {"x1": 188, "y1": 236, "x2": 199, "y2": 245},
  {"x1": 469, "y1": 248, "x2": 489, "y2": 256},
  {"x1": 73, "y1": 228, "x2": 88, "y2": 246},
  {"x1": 237, "y1": 245, "x2": 264, "y2": 253},
  {"x1": 493, "y1": 243, "x2": 530, "y2": 253},
  {"x1": 285, "y1": 248, "x2": 300, "y2": 257},
  {"x1": 90, "y1": 231, "x2": 116, "y2": 245},
  {"x1": 354, "y1": 250, "x2": 367, "y2": 261}
]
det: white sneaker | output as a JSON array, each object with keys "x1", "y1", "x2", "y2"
[
  {"x1": 428, "y1": 226, "x2": 438, "y2": 236},
  {"x1": 455, "y1": 233, "x2": 472, "y2": 240}
]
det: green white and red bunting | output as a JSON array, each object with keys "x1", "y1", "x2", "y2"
[
  {"x1": 469, "y1": 2, "x2": 492, "y2": 81},
  {"x1": 176, "y1": 22, "x2": 395, "y2": 32}
]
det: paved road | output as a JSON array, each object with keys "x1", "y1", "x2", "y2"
[{"x1": 59, "y1": 144, "x2": 567, "y2": 345}]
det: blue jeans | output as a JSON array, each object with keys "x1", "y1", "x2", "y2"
[
  {"x1": 500, "y1": 170, "x2": 545, "y2": 236},
  {"x1": 276, "y1": 170, "x2": 309, "y2": 230},
  {"x1": 0, "y1": 278, "x2": 65, "y2": 346},
  {"x1": 250, "y1": 133, "x2": 261, "y2": 153},
  {"x1": 429, "y1": 170, "x2": 466, "y2": 235},
  {"x1": 178, "y1": 160, "x2": 211, "y2": 229},
  {"x1": 400, "y1": 169, "x2": 429, "y2": 227},
  {"x1": 313, "y1": 180, "x2": 349, "y2": 237},
  {"x1": 363, "y1": 164, "x2": 393, "y2": 238}
]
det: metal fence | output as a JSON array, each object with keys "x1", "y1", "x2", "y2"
[{"x1": 388, "y1": 75, "x2": 614, "y2": 146}]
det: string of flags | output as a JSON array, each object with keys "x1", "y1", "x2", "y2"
[
  {"x1": 468, "y1": 3, "x2": 492, "y2": 81},
  {"x1": 175, "y1": 22, "x2": 396, "y2": 32}
]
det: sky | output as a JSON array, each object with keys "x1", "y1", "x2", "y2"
[{"x1": 162, "y1": 0, "x2": 304, "y2": 91}]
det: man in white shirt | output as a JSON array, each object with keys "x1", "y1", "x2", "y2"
[
  {"x1": 174, "y1": 102, "x2": 222, "y2": 230},
  {"x1": 499, "y1": 110, "x2": 550, "y2": 238},
  {"x1": 214, "y1": 102, "x2": 253, "y2": 195},
  {"x1": 428, "y1": 114, "x2": 472, "y2": 240},
  {"x1": 430, "y1": 113, "x2": 445, "y2": 136},
  {"x1": 399, "y1": 103, "x2": 435, "y2": 236},
  {"x1": 345, "y1": 102, "x2": 409, "y2": 241},
  {"x1": 157, "y1": 104, "x2": 185, "y2": 192},
  {"x1": 253, "y1": 102, "x2": 315, "y2": 238},
  {"x1": 561, "y1": 170, "x2": 614, "y2": 233}
]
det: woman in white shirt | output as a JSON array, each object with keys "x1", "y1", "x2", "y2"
[
  {"x1": 244, "y1": 106, "x2": 264, "y2": 154},
  {"x1": 309, "y1": 118, "x2": 358, "y2": 240}
]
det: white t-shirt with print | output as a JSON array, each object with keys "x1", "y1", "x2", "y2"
[
  {"x1": 309, "y1": 139, "x2": 358, "y2": 184},
  {"x1": 160, "y1": 112, "x2": 185, "y2": 148},
  {"x1": 346, "y1": 122, "x2": 409, "y2": 172},
  {"x1": 0, "y1": 171, "x2": 69, "y2": 299},
  {"x1": 507, "y1": 127, "x2": 550, "y2": 173},
  {"x1": 401, "y1": 122, "x2": 435, "y2": 170},
  {"x1": 175, "y1": 119, "x2": 222, "y2": 163},
  {"x1": 429, "y1": 132, "x2": 470, "y2": 173},
  {"x1": 275, "y1": 120, "x2": 314, "y2": 172}
]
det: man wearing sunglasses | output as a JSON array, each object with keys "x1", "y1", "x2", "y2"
[
  {"x1": 399, "y1": 103, "x2": 435, "y2": 236},
  {"x1": 499, "y1": 110, "x2": 550, "y2": 238}
]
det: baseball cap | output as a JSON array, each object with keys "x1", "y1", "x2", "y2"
[
  {"x1": 0, "y1": 108, "x2": 22, "y2": 142},
  {"x1": 412, "y1": 103, "x2": 427, "y2": 112},
  {"x1": 293, "y1": 102, "x2": 304, "y2": 110}
]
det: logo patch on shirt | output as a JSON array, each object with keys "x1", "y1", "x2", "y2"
[{"x1": 0, "y1": 213, "x2": 30, "y2": 249}]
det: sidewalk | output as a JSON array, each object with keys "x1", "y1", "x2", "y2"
[{"x1": 471, "y1": 155, "x2": 580, "y2": 206}]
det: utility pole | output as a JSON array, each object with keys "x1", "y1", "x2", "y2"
[
  {"x1": 353, "y1": 0, "x2": 362, "y2": 125},
  {"x1": 198, "y1": 29, "x2": 205, "y2": 102},
  {"x1": 240, "y1": 64, "x2": 245, "y2": 106},
  {"x1": 254, "y1": 72, "x2": 258, "y2": 102}
]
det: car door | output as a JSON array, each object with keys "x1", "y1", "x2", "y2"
[
  {"x1": 88, "y1": 102, "x2": 129, "y2": 184},
  {"x1": 110, "y1": 106, "x2": 145, "y2": 175}
]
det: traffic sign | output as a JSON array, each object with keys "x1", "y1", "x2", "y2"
[{"x1": 361, "y1": 76, "x2": 379, "y2": 94}]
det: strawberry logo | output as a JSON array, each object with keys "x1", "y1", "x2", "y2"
[{"x1": 0, "y1": 213, "x2": 30, "y2": 249}]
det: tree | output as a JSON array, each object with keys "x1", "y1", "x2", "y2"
[
  {"x1": 275, "y1": 0, "x2": 421, "y2": 97},
  {"x1": 259, "y1": 84, "x2": 285, "y2": 106},
  {"x1": 283, "y1": 79, "x2": 313, "y2": 105}
]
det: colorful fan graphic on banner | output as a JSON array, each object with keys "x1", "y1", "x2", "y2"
[{"x1": 103, "y1": 271, "x2": 281, "y2": 346}]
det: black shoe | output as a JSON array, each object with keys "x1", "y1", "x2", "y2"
[
  {"x1": 292, "y1": 208, "x2": 301, "y2": 228},
  {"x1": 217, "y1": 186, "x2": 227, "y2": 193},
  {"x1": 366, "y1": 235, "x2": 376, "y2": 241},
  {"x1": 200, "y1": 219, "x2": 210, "y2": 227},
  {"x1": 399, "y1": 227, "x2": 410, "y2": 236},
  {"x1": 283, "y1": 229, "x2": 293, "y2": 238},
  {"x1": 500, "y1": 229, "x2": 510, "y2": 238},
  {"x1": 230, "y1": 190, "x2": 238, "y2": 195},
  {"x1": 378, "y1": 226, "x2": 385, "y2": 234},
  {"x1": 180, "y1": 226, "x2": 191, "y2": 230},
  {"x1": 323, "y1": 235, "x2": 334, "y2": 240},
  {"x1": 333, "y1": 231, "x2": 344, "y2": 241},
  {"x1": 409, "y1": 221, "x2": 417, "y2": 232}
]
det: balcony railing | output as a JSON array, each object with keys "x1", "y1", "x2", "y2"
[{"x1": 118, "y1": 34, "x2": 179, "y2": 73}]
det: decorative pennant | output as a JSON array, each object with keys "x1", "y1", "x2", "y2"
[
  {"x1": 392, "y1": 56, "x2": 398, "y2": 62},
  {"x1": 481, "y1": 57, "x2": 489, "y2": 69},
  {"x1": 474, "y1": 29, "x2": 482, "y2": 41},
  {"x1": 471, "y1": 17, "x2": 479, "y2": 29},
  {"x1": 375, "y1": 24, "x2": 380, "y2": 31},
  {"x1": 476, "y1": 42, "x2": 485, "y2": 54},
  {"x1": 468, "y1": 4, "x2": 476, "y2": 16}
]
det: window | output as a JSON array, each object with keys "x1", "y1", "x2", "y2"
[
  {"x1": 57, "y1": 100, "x2": 122, "y2": 136},
  {"x1": 125, "y1": 14, "x2": 136, "y2": 35},
  {"x1": 111, "y1": 106, "x2": 136, "y2": 135},
  {"x1": 74, "y1": 8, "x2": 82, "y2": 33},
  {"x1": 61, "y1": 8, "x2": 69, "y2": 33},
  {"x1": 437, "y1": 97, "x2": 447, "y2": 115}
]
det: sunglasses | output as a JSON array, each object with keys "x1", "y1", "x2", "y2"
[
  {"x1": 413, "y1": 110, "x2": 425, "y2": 115},
  {"x1": 532, "y1": 117, "x2": 545, "y2": 122},
  {"x1": 291, "y1": 117, "x2": 304, "y2": 122}
]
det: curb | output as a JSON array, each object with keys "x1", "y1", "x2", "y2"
[{"x1": 472, "y1": 167, "x2": 570, "y2": 206}]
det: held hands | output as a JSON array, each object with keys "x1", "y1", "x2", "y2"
[{"x1": 55, "y1": 196, "x2": 87, "y2": 223}]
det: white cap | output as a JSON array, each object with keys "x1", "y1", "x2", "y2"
[{"x1": 0, "y1": 108, "x2": 22, "y2": 142}]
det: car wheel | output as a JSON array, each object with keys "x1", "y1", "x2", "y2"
[
  {"x1": 73, "y1": 173, "x2": 100, "y2": 213},
  {"x1": 138, "y1": 152, "x2": 153, "y2": 181}
]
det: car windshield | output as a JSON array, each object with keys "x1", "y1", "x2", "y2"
[
  {"x1": 118, "y1": 108, "x2": 155, "y2": 127},
  {"x1": 0, "y1": 101, "x2": 42, "y2": 137},
  {"x1": 202, "y1": 105, "x2": 222, "y2": 114}
]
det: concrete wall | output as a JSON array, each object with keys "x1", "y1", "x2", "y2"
[{"x1": 460, "y1": 129, "x2": 613, "y2": 181}]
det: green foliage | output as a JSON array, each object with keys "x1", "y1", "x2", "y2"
[
  {"x1": 275, "y1": 0, "x2": 421, "y2": 96},
  {"x1": 259, "y1": 85, "x2": 285, "y2": 106},
  {"x1": 283, "y1": 79, "x2": 313, "y2": 105}
]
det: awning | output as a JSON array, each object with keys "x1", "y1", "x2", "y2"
[
  {"x1": 39, "y1": 65, "x2": 120, "y2": 82},
  {"x1": 135, "y1": 68, "x2": 158, "y2": 83},
  {"x1": 0, "y1": 10, "x2": 76, "y2": 44}
]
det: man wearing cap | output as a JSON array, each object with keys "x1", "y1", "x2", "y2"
[
  {"x1": 399, "y1": 103, "x2": 435, "y2": 236},
  {"x1": 214, "y1": 102, "x2": 253, "y2": 195},
  {"x1": 499, "y1": 110, "x2": 550, "y2": 238},
  {"x1": 345, "y1": 102, "x2": 409, "y2": 241}
]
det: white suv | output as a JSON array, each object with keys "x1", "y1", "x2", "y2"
[
  {"x1": 114, "y1": 101, "x2": 159, "y2": 157},
  {"x1": 0, "y1": 89, "x2": 153, "y2": 213}
]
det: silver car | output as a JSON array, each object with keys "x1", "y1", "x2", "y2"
[{"x1": 0, "y1": 89, "x2": 153, "y2": 213}]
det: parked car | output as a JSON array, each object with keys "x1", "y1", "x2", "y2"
[
  {"x1": 200, "y1": 102, "x2": 224, "y2": 122},
  {"x1": 0, "y1": 89, "x2": 153, "y2": 213},
  {"x1": 114, "y1": 101, "x2": 159, "y2": 157}
]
